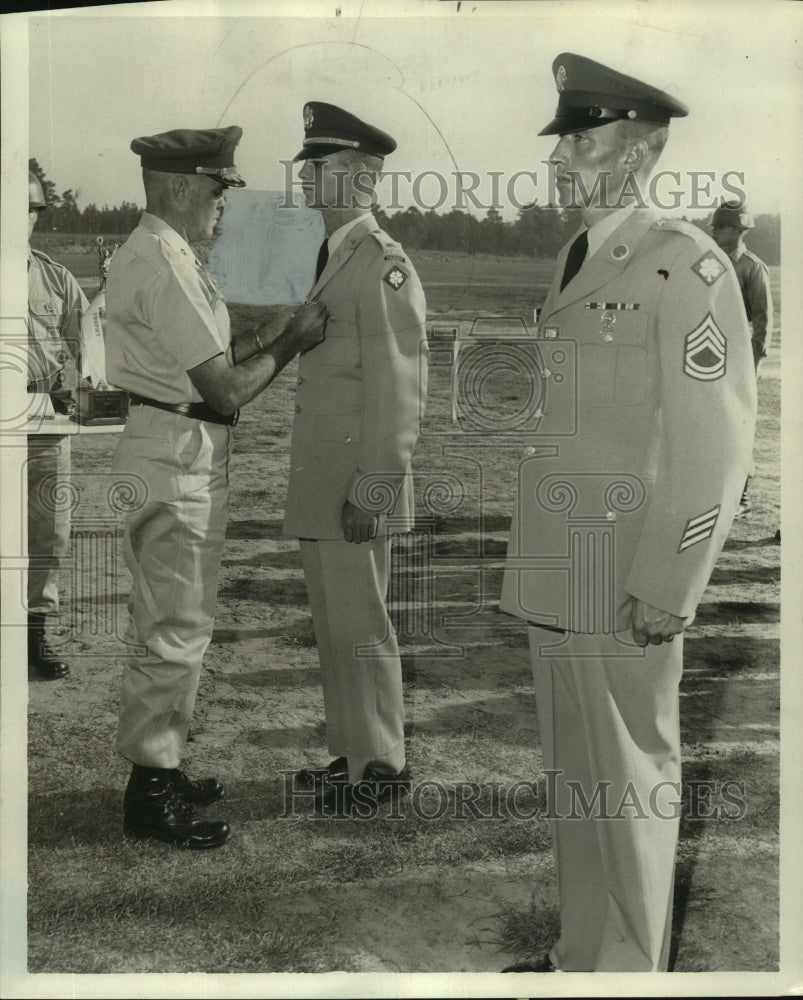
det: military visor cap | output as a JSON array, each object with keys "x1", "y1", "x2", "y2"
[
  {"x1": 712, "y1": 199, "x2": 754, "y2": 229},
  {"x1": 540, "y1": 53, "x2": 689, "y2": 136},
  {"x1": 131, "y1": 125, "x2": 246, "y2": 186},
  {"x1": 293, "y1": 102, "x2": 397, "y2": 161}
]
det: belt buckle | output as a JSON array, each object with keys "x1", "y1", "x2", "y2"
[{"x1": 231, "y1": 409, "x2": 240, "y2": 426}]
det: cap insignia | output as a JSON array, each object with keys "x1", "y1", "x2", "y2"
[
  {"x1": 556, "y1": 65, "x2": 567, "y2": 92},
  {"x1": 303, "y1": 104, "x2": 314, "y2": 129}
]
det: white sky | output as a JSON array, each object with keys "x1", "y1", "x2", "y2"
[{"x1": 23, "y1": 0, "x2": 800, "y2": 220}]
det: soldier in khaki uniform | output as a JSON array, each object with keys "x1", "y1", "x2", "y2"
[
  {"x1": 500, "y1": 55, "x2": 757, "y2": 972},
  {"x1": 26, "y1": 170, "x2": 88, "y2": 680},
  {"x1": 285, "y1": 103, "x2": 428, "y2": 814},
  {"x1": 710, "y1": 198, "x2": 774, "y2": 517},
  {"x1": 106, "y1": 127, "x2": 327, "y2": 849}
]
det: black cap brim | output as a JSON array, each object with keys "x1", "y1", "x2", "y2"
[
  {"x1": 539, "y1": 116, "x2": 625, "y2": 137},
  {"x1": 293, "y1": 143, "x2": 360, "y2": 162}
]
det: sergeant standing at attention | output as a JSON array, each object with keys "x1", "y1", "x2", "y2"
[
  {"x1": 499, "y1": 55, "x2": 757, "y2": 971},
  {"x1": 710, "y1": 198, "x2": 774, "y2": 518},
  {"x1": 106, "y1": 126, "x2": 327, "y2": 850},
  {"x1": 26, "y1": 170, "x2": 88, "y2": 680},
  {"x1": 285, "y1": 103, "x2": 428, "y2": 815}
]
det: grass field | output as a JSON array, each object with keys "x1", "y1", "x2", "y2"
[{"x1": 18, "y1": 235, "x2": 782, "y2": 985}]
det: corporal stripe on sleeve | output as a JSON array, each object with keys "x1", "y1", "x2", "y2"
[{"x1": 678, "y1": 504, "x2": 721, "y2": 552}]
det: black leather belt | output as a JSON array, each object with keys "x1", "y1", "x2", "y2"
[{"x1": 129, "y1": 393, "x2": 239, "y2": 426}]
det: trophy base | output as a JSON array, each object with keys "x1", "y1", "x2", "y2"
[{"x1": 75, "y1": 387, "x2": 129, "y2": 425}]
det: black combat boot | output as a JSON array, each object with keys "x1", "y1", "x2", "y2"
[
  {"x1": 123, "y1": 764, "x2": 230, "y2": 850},
  {"x1": 28, "y1": 613, "x2": 69, "y2": 680},
  {"x1": 168, "y1": 768, "x2": 225, "y2": 807}
]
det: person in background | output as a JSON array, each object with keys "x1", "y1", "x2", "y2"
[
  {"x1": 106, "y1": 126, "x2": 328, "y2": 850},
  {"x1": 285, "y1": 103, "x2": 428, "y2": 816},
  {"x1": 26, "y1": 169, "x2": 88, "y2": 680},
  {"x1": 710, "y1": 198, "x2": 774, "y2": 518},
  {"x1": 499, "y1": 53, "x2": 757, "y2": 972}
]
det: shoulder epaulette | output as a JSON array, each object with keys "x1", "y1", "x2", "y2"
[
  {"x1": 651, "y1": 218, "x2": 710, "y2": 244},
  {"x1": 367, "y1": 227, "x2": 408, "y2": 263}
]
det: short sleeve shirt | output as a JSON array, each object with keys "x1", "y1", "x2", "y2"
[{"x1": 105, "y1": 212, "x2": 230, "y2": 403}]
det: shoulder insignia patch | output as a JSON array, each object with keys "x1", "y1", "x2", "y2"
[
  {"x1": 692, "y1": 250, "x2": 726, "y2": 286},
  {"x1": 684, "y1": 313, "x2": 726, "y2": 381},
  {"x1": 678, "y1": 505, "x2": 720, "y2": 552},
  {"x1": 384, "y1": 266, "x2": 408, "y2": 290}
]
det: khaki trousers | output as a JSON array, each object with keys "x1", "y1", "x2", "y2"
[
  {"x1": 529, "y1": 626, "x2": 683, "y2": 971},
  {"x1": 299, "y1": 534, "x2": 406, "y2": 782},
  {"x1": 27, "y1": 434, "x2": 71, "y2": 616},
  {"x1": 112, "y1": 405, "x2": 231, "y2": 768}
]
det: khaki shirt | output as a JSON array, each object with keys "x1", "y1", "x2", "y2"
[
  {"x1": 105, "y1": 212, "x2": 229, "y2": 403},
  {"x1": 730, "y1": 246, "x2": 774, "y2": 367},
  {"x1": 27, "y1": 248, "x2": 87, "y2": 387}
]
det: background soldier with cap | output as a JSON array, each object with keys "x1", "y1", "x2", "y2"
[
  {"x1": 26, "y1": 169, "x2": 88, "y2": 680},
  {"x1": 106, "y1": 126, "x2": 327, "y2": 850},
  {"x1": 499, "y1": 54, "x2": 757, "y2": 971},
  {"x1": 710, "y1": 198, "x2": 774, "y2": 518},
  {"x1": 285, "y1": 102, "x2": 428, "y2": 814}
]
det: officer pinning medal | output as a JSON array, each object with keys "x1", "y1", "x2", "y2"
[{"x1": 105, "y1": 126, "x2": 328, "y2": 850}]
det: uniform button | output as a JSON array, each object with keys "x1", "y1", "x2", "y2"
[
  {"x1": 295, "y1": 404, "x2": 302, "y2": 413},
  {"x1": 522, "y1": 446, "x2": 536, "y2": 457},
  {"x1": 606, "y1": 511, "x2": 616, "y2": 520},
  {"x1": 542, "y1": 368, "x2": 552, "y2": 379},
  {"x1": 344, "y1": 435, "x2": 352, "y2": 443},
  {"x1": 297, "y1": 376, "x2": 304, "y2": 385}
]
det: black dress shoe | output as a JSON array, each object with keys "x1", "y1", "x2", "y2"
[
  {"x1": 28, "y1": 614, "x2": 70, "y2": 680},
  {"x1": 123, "y1": 765, "x2": 230, "y2": 850},
  {"x1": 295, "y1": 756, "x2": 348, "y2": 788},
  {"x1": 361, "y1": 763, "x2": 412, "y2": 802},
  {"x1": 502, "y1": 954, "x2": 557, "y2": 972},
  {"x1": 315, "y1": 763, "x2": 412, "y2": 816}
]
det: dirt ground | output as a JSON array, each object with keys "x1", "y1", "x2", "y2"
[
  {"x1": 12, "y1": 247, "x2": 781, "y2": 984},
  {"x1": 23, "y1": 323, "x2": 781, "y2": 977}
]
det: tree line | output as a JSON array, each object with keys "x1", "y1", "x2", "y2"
[{"x1": 29, "y1": 158, "x2": 781, "y2": 266}]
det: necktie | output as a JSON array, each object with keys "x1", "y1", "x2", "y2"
[
  {"x1": 560, "y1": 229, "x2": 589, "y2": 291},
  {"x1": 315, "y1": 239, "x2": 329, "y2": 281}
]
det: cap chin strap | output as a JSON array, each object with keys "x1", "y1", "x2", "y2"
[
  {"x1": 303, "y1": 136, "x2": 361, "y2": 149},
  {"x1": 194, "y1": 165, "x2": 243, "y2": 183}
]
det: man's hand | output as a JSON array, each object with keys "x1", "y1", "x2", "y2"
[
  {"x1": 341, "y1": 500, "x2": 378, "y2": 544},
  {"x1": 284, "y1": 301, "x2": 328, "y2": 355},
  {"x1": 629, "y1": 597, "x2": 686, "y2": 647}
]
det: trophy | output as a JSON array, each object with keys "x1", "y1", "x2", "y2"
[{"x1": 76, "y1": 236, "x2": 129, "y2": 425}]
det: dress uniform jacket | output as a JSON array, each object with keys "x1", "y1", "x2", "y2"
[
  {"x1": 106, "y1": 212, "x2": 233, "y2": 769},
  {"x1": 729, "y1": 246, "x2": 773, "y2": 369},
  {"x1": 500, "y1": 208, "x2": 757, "y2": 972},
  {"x1": 284, "y1": 213, "x2": 427, "y2": 781},
  {"x1": 283, "y1": 214, "x2": 427, "y2": 540},
  {"x1": 27, "y1": 249, "x2": 88, "y2": 617},
  {"x1": 500, "y1": 209, "x2": 757, "y2": 633}
]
